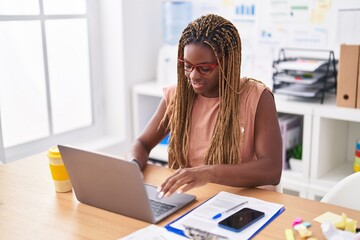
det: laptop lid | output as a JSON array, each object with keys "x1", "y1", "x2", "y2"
[{"x1": 57, "y1": 145, "x2": 196, "y2": 223}]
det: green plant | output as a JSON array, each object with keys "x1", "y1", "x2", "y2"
[{"x1": 288, "y1": 144, "x2": 302, "y2": 160}]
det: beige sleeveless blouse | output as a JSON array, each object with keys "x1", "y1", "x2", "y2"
[
  {"x1": 163, "y1": 78, "x2": 270, "y2": 166},
  {"x1": 163, "y1": 79, "x2": 278, "y2": 191}
]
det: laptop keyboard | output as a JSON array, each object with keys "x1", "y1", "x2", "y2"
[{"x1": 149, "y1": 199, "x2": 176, "y2": 217}]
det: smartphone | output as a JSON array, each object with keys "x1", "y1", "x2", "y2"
[{"x1": 218, "y1": 207, "x2": 265, "y2": 232}]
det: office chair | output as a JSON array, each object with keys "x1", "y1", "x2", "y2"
[{"x1": 320, "y1": 172, "x2": 360, "y2": 211}]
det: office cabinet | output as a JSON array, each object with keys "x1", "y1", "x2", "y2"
[
  {"x1": 274, "y1": 95, "x2": 359, "y2": 199},
  {"x1": 310, "y1": 105, "x2": 360, "y2": 189},
  {"x1": 132, "y1": 82, "x2": 360, "y2": 200}
]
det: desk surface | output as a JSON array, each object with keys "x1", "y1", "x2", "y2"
[{"x1": 1, "y1": 153, "x2": 359, "y2": 240}]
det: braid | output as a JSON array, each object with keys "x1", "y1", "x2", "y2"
[{"x1": 161, "y1": 14, "x2": 243, "y2": 168}]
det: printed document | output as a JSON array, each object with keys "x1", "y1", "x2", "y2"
[{"x1": 166, "y1": 191, "x2": 285, "y2": 240}]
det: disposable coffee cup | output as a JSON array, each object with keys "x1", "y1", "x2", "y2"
[{"x1": 47, "y1": 146, "x2": 72, "y2": 192}]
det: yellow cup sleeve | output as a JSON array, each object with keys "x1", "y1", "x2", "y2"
[{"x1": 49, "y1": 164, "x2": 70, "y2": 181}]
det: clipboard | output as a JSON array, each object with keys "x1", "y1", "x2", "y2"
[
  {"x1": 165, "y1": 194, "x2": 216, "y2": 237},
  {"x1": 165, "y1": 191, "x2": 285, "y2": 240}
]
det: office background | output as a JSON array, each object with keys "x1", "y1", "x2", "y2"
[{"x1": 0, "y1": 0, "x2": 359, "y2": 167}]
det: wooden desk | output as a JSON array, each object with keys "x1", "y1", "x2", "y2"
[{"x1": 0, "y1": 153, "x2": 359, "y2": 240}]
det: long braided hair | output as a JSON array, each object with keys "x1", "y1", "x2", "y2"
[{"x1": 161, "y1": 14, "x2": 243, "y2": 169}]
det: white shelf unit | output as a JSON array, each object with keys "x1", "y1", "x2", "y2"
[
  {"x1": 133, "y1": 82, "x2": 360, "y2": 200},
  {"x1": 309, "y1": 104, "x2": 360, "y2": 199},
  {"x1": 275, "y1": 94, "x2": 313, "y2": 198},
  {"x1": 132, "y1": 82, "x2": 168, "y2": 162}
]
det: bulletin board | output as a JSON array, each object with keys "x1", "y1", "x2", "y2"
[{"x1": 189, "y1": 0, "x2": 360, "y2": 87}]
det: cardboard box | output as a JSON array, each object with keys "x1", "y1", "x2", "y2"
[{"x1": 336, "y1": 44, "x2": 360, "y2": 108}]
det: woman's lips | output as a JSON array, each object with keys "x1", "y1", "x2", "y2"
[{"x1": 191, "y1": 81, "x2": 204, "y2": 89}]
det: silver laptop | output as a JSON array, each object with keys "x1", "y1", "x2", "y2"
[{"x1": 58, "y1": 145, "x2": 196, "y2": 223}]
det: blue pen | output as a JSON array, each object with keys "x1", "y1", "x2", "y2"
[{"x1": 212, "y1": 200, "x2": 248, "y2": 220}]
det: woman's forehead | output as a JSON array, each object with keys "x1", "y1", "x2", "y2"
[{"x1": 183, "y1": 43, "x2": 216, "y2": 62}]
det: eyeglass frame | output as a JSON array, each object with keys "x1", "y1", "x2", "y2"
[{"x1": 178, "y1": 58, "x2": 218, "y2": 76}]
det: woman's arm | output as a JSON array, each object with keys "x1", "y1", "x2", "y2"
[
  {"x1": 211, "y1": 89, "x2": 282, "y2": 186},
  {"x1": 158, "y1": 90, "x2": 282, "y2": 197},
  {"x1": 126, "y1": 98, "x2": 169, "y2": 170}
]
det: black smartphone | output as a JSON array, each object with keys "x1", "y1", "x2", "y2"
[{"x1": 218, "y1": 207, "x2": 265, "y2": 232}]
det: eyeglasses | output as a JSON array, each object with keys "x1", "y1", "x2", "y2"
[{"x1": 178, "y1": 59, "x2": 218, "y2": 76}]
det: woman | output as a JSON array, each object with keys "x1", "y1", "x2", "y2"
[{"x1": 127, "y1": 14, "x2": 282, "y2": 198}]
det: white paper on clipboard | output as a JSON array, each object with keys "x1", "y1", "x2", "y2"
[{"x1": 165, "y1": 191, "x2": 285, "y2": 240}]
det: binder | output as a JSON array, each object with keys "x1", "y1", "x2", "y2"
[
  {"x1": 165, "y1": 191, "x2": 285, "y2": 240},
  {"x1": 336, "y1": 44, "x2": 360, "y2": 108}
]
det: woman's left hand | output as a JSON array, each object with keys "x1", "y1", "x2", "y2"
[{"x1": 157, "y1": 165, "x2": 215, "y2": 198}]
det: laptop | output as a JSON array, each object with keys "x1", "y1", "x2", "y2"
[{"x1": 57, "y1": 145, "x2": 196, "y2": 223}]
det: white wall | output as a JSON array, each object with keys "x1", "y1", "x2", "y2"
[
  {"x1": 97, "y1": 0, "x2": 163, "y2": 156},
  {"x1": 97, "y1": 0, "x2": 360, "y2": 156}
]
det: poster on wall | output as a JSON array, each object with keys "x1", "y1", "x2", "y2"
[{"x1": 184, "y1": 0, "x2": 360, "y2": 88}]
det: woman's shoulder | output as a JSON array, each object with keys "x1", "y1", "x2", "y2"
[
  {"x1": 163, "y1": 84, "x2": 176, "y2": 93},
  {"x1": 163, "y1": 84, "x2": 177, "y2": 104},
  {"x1": 241, "y1": 77, "x2": 269, "y2": 91},
  {"x1": 239, "y1": 77, "x2": 273, "y2": 108},
  {"x1": 240, "y1": 77, "x2": 272, "y2": 96}
]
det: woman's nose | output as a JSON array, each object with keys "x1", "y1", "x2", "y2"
[{"x1": 189, "y1": 67, "x2": 202, "y2": 80}]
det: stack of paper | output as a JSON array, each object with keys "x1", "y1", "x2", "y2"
[
  {"x1": 274, "y1": 72, "x2": 326, "y2": 85},
  {"x1": 276, "y1": 59, "x2": 327, "y2": 72},
  {"x1": 275, "y1": 84, "x2": 322, "y2": 97}
]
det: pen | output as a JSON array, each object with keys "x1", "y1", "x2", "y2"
[{"x1": 212, "y1": 200, "x2": 248, "y2": 220}]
